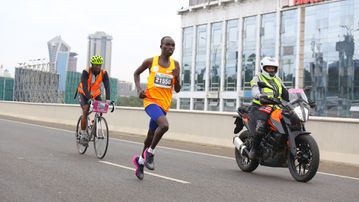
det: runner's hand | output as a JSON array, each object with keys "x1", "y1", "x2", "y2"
[{"x1": 138, "y1": 89, "x2": 146, "y2": 99}]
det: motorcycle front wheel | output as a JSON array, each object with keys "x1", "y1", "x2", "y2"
[
  {"x1": 288, "y1": 135, "x2": 320, "y2": 182},
  {"x1": 235, "y1": 130, "x2": 259, "y2": 172}
]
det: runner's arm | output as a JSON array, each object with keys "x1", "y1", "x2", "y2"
[
  {"x1": 173, "y1": 61, "x2": 181, "y2": 93},
  {"x1": 134, "y1": 58, "x2": 152, "y2": 97}
]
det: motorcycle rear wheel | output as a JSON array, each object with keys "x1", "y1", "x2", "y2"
[
  {"x1": 235, "y1": 130, "x2": 259, "y2": 172},
  {"x1": 288, "y1": 135, "x2": 320, "y2": 182}
]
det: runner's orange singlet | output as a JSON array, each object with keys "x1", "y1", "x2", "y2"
[{"x1": 144, "y1": 56, "x2": 176, "y2": 112}]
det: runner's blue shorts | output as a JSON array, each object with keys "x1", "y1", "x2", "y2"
[{"x1": 145, "y1": 104, "x2": 167, "y2": 131}]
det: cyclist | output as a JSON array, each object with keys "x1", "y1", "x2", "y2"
[
  {"x1": 77, "y1": 55, "x2": 111, "y2": 146},
  {"x1": 248, "y1": 56, "x2": 289, "y2": 159},
  {"x1": 132, "y1": 36, "x2": 181, "y2": 180}
]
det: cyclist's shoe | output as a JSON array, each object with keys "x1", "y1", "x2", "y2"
[
  {"x1": 79, "y1": 132, "x2": 89, "y2": 147},
  {"x1": 132, "y1": 155, "x2": 144, "y2": 180},
  {"x1": 144, "y1": 148, "x2": 155, "y2": 170}
]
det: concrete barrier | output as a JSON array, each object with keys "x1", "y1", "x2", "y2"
[{"x1": 1, "y1": 101, "x2": 358, "y2": 165}]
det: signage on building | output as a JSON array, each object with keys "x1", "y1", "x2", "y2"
[{"x1": 281, "y1": 0, "x2": 325, "y2": 8}]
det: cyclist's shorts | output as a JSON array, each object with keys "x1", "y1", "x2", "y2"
[
  {"x1": 145, "y1": 104, "x2": 167, "y2": 130},
  {"x1": 78, "y1": 94, "x2": 101, "y2": 108}
]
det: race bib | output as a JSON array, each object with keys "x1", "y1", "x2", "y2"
[{"x1": 154, "y1": 73, "x2": 173, "y2": 88}]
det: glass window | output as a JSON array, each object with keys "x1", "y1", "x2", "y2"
[
  {"x1": 260, "y1": 13, "x2": 276, "y2": 59},
  {"x1": 303, "y1": 0, "x2": 359, "y2": 118},
  {"x1": 182, "y1": 27, "x2": 193, "y2": 91},
  {"x1": 241, "y1": 16, "x2": 257, "y2": 103},
  {"x1": 225, "y1": 19, "x2": 239, "y2": 91},
  {"x1": 209, "y1": 22, "x2": 223, "y2": 91},
  {"x1": 195, "y1": 25, "x2": 207, "y2": 91},
  {"x1": 280, "y1": 9, "x2": 297, "y2": 88},
  {"x1": 223, "y1": 99, "x2": 236, "y2": 112},
  {"x1": 179, "y1": 98, "x2": 191, "y2": 110},
  {"x1": 208, "y1": 98, "x2": 219, "y2": 111},
  {"x1": 193, "y1": 98, "x2": 204, "y2": 110}
]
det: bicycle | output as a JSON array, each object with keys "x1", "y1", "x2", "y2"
[{"x1": 75, "y1": 100, "x2": 115, "y2": 159}]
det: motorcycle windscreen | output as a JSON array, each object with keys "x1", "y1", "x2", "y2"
[{"x1": 288, "y1": 89, "x2": 308, "y2": 102}]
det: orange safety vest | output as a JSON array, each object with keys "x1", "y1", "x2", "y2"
[{"x1": 77, "y1": 68, "x2": 106, "y2": 98}]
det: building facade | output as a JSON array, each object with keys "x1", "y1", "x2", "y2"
[
  {"x1": 87, "y1": 31, "x2": 113, "y2": 75},
  {"x1": 47, "y1": 36, "x2": 71, "y2": 93},
  {"x1": 14, "y1": 67, "x2": 60, "y2": 103},
  {"x1": 177, "y1": 0, "x2": 359, "y2": 118},
  {"x1": 109, "y1": 78, "x2": 118, "y2": 102},
  {"x1": 64, "y1": 71, "x2": 81, "y2": 104},
  {"x1": 68, "y1": 52, "x2": 78, "y2": 72},
  {"x1": 118, "y1": 80, "x2": 135, "y2": 97},
  {"x1": 0, "y1": 76, "x2": 14, "y2": 101}
]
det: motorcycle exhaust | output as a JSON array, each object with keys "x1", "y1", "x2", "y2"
[
  {"x1": 233, "y1": 136, "x2": 243, "y2": 150},
  {"x1": 233, "y1": 136, "x2": 248, "y2": 157}
]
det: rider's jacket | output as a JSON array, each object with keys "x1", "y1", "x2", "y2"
[
  {"x1": 250, "y1": 73, "x2": 283, "y2": 106},
  {"x1": 144, "y1": 56, "x2": 176, "y2": 112},
  {"x1": 78, "y1": 68, "x2": 106, "y2": 99}
]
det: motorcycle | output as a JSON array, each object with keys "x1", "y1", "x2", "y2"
[{"x1": 233, "y1": 82, "x2": 319, "y2": 182}]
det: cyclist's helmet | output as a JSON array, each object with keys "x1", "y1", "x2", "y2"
[
  {"x1": 260, "y1": 57, "x2": 279, "y2": 78},
  {"x1": 90, "y1": 55, "x2": 104, "y2": 65}
]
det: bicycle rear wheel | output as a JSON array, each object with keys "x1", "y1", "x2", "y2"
[
  {"x1": 93, "y1": 116, "x2": 109, "y2": 159},
  {"x1": 76, "y1": 115, "x2": 88, "y2": 154}
]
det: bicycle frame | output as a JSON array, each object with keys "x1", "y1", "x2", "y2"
[{"x1": 87, "y1": 110, "x2": 105, "y2": 141}]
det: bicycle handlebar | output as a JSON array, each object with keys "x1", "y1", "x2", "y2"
[{"x1": 87, "y1": 99, "x2": 115, "y2": 113}]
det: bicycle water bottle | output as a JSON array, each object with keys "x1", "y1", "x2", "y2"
[{"x1": 87, "y1": 116, "x2": 92, "y2": 131}]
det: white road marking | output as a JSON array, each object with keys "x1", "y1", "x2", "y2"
[
  {"x1": 99, "y1": 160, "x2": 190, "y2": 184},
  {"x1": 1, "y1": 118, "x2": 359, "y2": 181},
  {"x1": 317, "y1": 172, "x2": 359, "y2": 181}
]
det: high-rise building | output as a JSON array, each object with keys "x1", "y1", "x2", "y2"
[
  {"x1": 68, "y1": 52, "x2": 78, "y2": 72},
  {"x1": 87, "y1": 31, "x2": 113, "y2": 75},
  {"x1": 177, "y1": 0, "x2": 359, "y2": 118},
  {"x1": 47, "y1": 36, "x2": 71, "y2": 92}
]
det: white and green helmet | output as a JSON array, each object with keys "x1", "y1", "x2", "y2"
[
  {"x1": 260, "y1": 56, "x2": 279, "y2": 78},
  {"x1": 90, "y1": 55, "x2": 104, "y2": 65}
]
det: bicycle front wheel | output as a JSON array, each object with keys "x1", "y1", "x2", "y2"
[
  {"x1": 93, "y1": 116, "x2": 109, "y2": 159},
  {"x1": 76, "y1": 115, "x2": 88, "y2": 154}
]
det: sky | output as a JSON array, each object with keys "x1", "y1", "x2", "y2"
[{"x1": 0, "y1": 0, "x2": 188, "y2": 82}]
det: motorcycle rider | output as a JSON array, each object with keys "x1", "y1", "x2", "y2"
[{"x1": 248, "y1": 57, "x2": 289, "y2": 159}]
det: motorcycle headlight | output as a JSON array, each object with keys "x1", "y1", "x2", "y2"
[{"x1": 293, "y1": 106, "x2": 309, "y2": 122}]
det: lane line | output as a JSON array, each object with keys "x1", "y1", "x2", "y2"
[
  {"x1": 0, "y1": 118, "x2": 75, "y2": 133},
  {"x1": 99, "y1": 160, "x2": 190, "y2": 184},
  {"x1": 317, "y1": 172, "x2": 359, "y2": 181},
  {"x1": 2, "y1": 118, "x2": 359, "y2": 181}
]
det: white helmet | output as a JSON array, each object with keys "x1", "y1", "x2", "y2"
[{"x1": 260, "y1": 57, "x2": 279, "y2": 78}]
